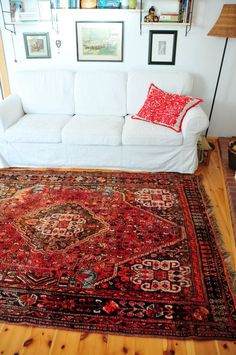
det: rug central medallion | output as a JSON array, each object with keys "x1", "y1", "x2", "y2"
[{"x1": 15, "y1": 202, "x2": 107, "y2": 252}]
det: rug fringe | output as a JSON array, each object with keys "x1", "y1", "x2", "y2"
[{"x1": 198, "y1": 175, "x2": 236, "y2": 296}]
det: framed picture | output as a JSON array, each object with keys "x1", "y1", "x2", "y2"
[
  {"x1": 23, "y1": 33, "x2": 51, "y2": 59},
  {"x1": 76, "y1": 21, "x2": 124, "y2": 62},
  {"x1": 148, "y1": 30, "x2": 177, "y2": 65}
]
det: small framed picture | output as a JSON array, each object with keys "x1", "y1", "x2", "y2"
[
  {"x1": 76, "y1": 21, "x2": 124, "y2": 62},
  {"x1": 23, "y1": 32, "x2": 51, "y2": 59},
  {"x1": 148, "y1": 30, "x2": 177, "y2": 65}
]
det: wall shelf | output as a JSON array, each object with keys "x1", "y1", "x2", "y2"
[
  {"x1": 53, "y1": 8, "x2": 141, "y2": 12},
  {"x1": 140, "y1": 0, "x2": 195, "y2": 36},
  {"x1": 142, "y1": 22, "x2": 191, "y2": 26},
  {"x1": 1, "y1": 0, "x2": 194, "y2": 36}
]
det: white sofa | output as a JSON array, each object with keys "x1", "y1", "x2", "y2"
[{"x1": 0, "y1": 70, "x2": 208, "y2": 172}]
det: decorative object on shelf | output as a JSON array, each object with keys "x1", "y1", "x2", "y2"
[
  {"x1": 228, "y1": 139, "x2": 236, "y2": 170},
  {"x1": 148, "y1": 30, "x2": 177, "y2": 65},
  {"x1": 128, "y1": 0, "x2": 137, "y2": 10},
  {"x1": 23, "y1": 32, "x2": 51, "y2": 59},
  {"x1": 144, "y1": 6, "x2": 159, "y2": 23},
  {"x1": 97, "y1": 0, "x2": 121, "y2": 8},
  {"x1": 76, "y1": 21, "x2": 124, "y2": 62},
  {"x1": 80, "y1": 0, "x2": 97, "y2": 8},
  {"x1": 55, "y1": 39, "x2": 62, "y2": 54},
  {"x1": 120, "y1": 0, "x2": 128, "y2": 9},
  {"x1": 9, "y1": 0, "x2": 24, "y2": 22},
  {"x1": 205, "y1": 4, "x2": 236, "y2": 139}
]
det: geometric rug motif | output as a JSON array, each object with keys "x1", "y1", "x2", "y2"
[{"x1": 0, "y1": 170, "x2": 235, "y2": 339}]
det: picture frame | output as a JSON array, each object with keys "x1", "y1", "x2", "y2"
[
  {"x1": 76, "y1": 21, "x2": 124, "y2": 62},
  {"x1": 23, "y1": 32, "x2": 51, "y2": 59},
  {"x1": 148, "y1": 30, "x2": 177, "y2": 65}
]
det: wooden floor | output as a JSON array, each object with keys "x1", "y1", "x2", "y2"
[{"x1": 0, "y1": 139, "x2": 235, "y2": 355}]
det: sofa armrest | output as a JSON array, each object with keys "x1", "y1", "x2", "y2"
[
  {"x1": 181, "y1": 106, "x2": 209, "y2": 141},
  {"x1": 0, "y1": 94, "x2": 24, "y2": 136}
]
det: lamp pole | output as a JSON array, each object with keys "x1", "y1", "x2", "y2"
[{"x1": 205, "y1": 37, "x2": 228, "y2": 137}]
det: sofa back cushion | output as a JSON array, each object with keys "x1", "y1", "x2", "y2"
[
  {"x1": 74, "y1": 71, "x2": 127, "y2": 116},
  {"x1": 127, "y1": 70, "x2": 193, "y2": 114},
  {"x1": 13, "y1": 71, "x2": 75, "y2": 115}
]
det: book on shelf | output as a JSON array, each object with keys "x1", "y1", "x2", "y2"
[
  {"x1": 182, "y1": 0, "x2": 192, "y2": 23},
  {"x1": 159, "y1": 13, "x2": 179, "y2": 22},
  {"x1": 178, "y1": 0, "x2": 183, "y2": 22},
  {"x1": 71, "y1": 0, "x2": 80, "y2": 8},
  {"x1": 59, "y1": 0, "x2": 68, "y2": 8},
  {"x1": 186, "y1": 0, "x2": 192, "y2": 23},
  {"x1": 50, "y1": 0, "x2": 80, "y2": 9},
  {"x1": 182, "y1": 0, "x2": 188, "y2": 22}
]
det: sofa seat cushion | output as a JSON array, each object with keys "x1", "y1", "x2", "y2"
[
  {"x1": 122, "y1": 115, "x2": 183, "y2": 146},
  {"x1": 62, "y1": 115, "x2": 124, "y2": 146},
  {"x1": 5, "y1": 114, "x2": 72, "y2": 143}
]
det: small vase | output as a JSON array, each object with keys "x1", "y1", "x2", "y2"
[
  {"x1": 128, "y1": 0, "x2": 137, "y2": 9},
  {"x1": 121, "y1": 0, "x2": 129, "y2": 9},
  {"x1": 80, "y1": 0, "x2": 96, "y2": 9}
]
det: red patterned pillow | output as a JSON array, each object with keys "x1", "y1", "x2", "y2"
[{"x1": 132, "y1": 84, "x2": 203, "y2": 132}]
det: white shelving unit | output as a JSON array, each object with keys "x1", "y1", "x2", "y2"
[
  {"x1": 140, "y1": 0, "x2": 194, "y2": 35},
  {"x1": 0, "y1": 0, "x2": 51, "y2": 33},
  {"x1": 0, "y1": 0, "x2": 194, "y2": 35}
]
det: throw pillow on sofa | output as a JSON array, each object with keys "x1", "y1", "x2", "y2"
[{"x1": 132, "y1": 83, "x2": 203, "y2": 132}]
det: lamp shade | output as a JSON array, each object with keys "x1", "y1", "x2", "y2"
[{"x1": 208, "y1": 4, "x2": 236, "y2": 38}]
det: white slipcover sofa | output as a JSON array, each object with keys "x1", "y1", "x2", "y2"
[{"x1": 0, "y1": 70, "x2": 208, "y2": 172}]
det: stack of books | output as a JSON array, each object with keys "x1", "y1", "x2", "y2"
[{"x1": 159, "y1": 13, "x2": 179, "y2": 22}]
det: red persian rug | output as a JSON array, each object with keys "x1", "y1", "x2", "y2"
[{"x1": 0, "y1": 170, "x2": 235, "y2": 340}]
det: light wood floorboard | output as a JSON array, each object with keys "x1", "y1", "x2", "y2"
[{"x1": 0, "y1": 138, "x2": 235, "y2": 354}]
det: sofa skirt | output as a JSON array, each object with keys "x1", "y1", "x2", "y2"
[{"x1": 0, "y1": 141, "x2": 198, "y2": 173}]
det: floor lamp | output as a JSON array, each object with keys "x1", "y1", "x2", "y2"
[{"x1": 205, "y1": 4, "x2": 236, "y2": 139}]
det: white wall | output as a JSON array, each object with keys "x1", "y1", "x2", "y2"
[{"x1": 0, "y1": 0, "x2": 236, "y2": 136}]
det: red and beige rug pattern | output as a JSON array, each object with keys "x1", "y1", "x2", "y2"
[{"x1": 0, "y1": 170, "x2": 235, "y2": 339}]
